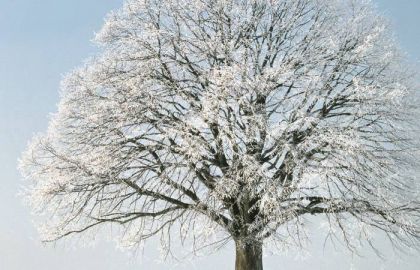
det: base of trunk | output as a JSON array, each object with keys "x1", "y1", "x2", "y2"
[{"x1": 235, "y1": 241, "x2": 263, "y2": 270}]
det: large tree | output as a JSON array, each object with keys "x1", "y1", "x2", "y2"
[{"x1": 20, "y1": 0, "x2": 420, "y2": 269}]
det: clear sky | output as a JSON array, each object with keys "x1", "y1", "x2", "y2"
[{"x1": 1, "y1": 1, "x2": 419, "y2": 269}]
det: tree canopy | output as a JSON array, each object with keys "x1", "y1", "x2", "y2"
[{"x1": 20, "y1": 0, "x2": 420, "y2": 269}]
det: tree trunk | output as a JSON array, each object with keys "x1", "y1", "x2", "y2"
[{"x1": 235, "y1": 241, "x2": 263, "y2": 270}]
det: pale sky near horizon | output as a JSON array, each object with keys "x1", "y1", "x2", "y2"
[{"x1": 1, "y1": 1, "x2": 420, "y2": 269}]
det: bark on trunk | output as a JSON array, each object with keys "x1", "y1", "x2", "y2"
[{"x1": 235, "y1": 241, "x2": 263, "y2": 270}]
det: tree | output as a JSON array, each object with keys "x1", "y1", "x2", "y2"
[{"x1": 20, "y1": 0, "x2": 420, "y2": 269}]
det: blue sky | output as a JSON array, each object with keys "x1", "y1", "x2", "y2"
[{"x1": 1, "y1": 1, "x2": 419, "y2": 269}]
